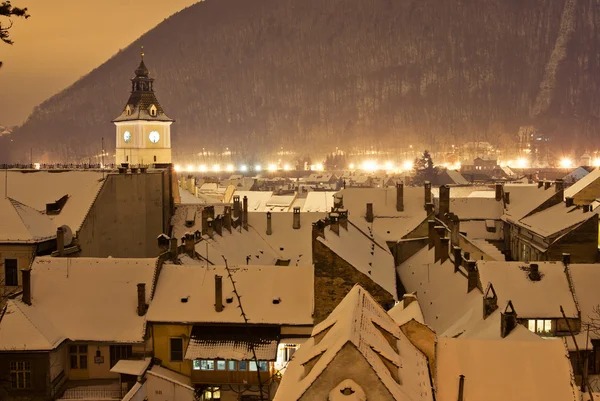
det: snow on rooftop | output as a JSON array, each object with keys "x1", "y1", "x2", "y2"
[
  {"x1": 503, "y1": 184, "x2": 560, "y2": 221},
  {"x1": 234, "y1": 191, "x2": 274, "y2": 211},
  {"x1": 147, "y1": 365, "x2": 193, "y2": 388},
  {"x1": 477, "y1": 261, "x2": 578, "y2": 318},
  {"x1": 565, "y1": 168, "x2": 600, "y2": 199},
  {"x1": 274, "y1": 285, "x2": 433, "y2": 401},
  {"x1": 388, "y1": 299, "x2": 425, "y2": 326},
  {"x1": 0, "y1": 257, "x2": 157, "y2": 347},
  {"x1": 178, "y1": 187, "x2": 206, "y2": 204},
  {"x1": 469, "y1": 239, "x2": 505, "y2": 260},
  {"x1": 318, "y1": 220, "x2": 397, "y2": 299},
  {"x1": 518, "y1": 203, "x2": 596, "y2": 238},
  {"x1": 0, "y1": 300, "x2": 65, "y2": 351},
  {"x1": 338, "y1": 187, "x2": 428, "y2": 241},
  {"x1": 146, "y1": 264, "x2": 314, "y2": 325},
  {"x1": 450, "y1": 197, "x2": 503, "y2": 220},
  {"x1": 569, "y1": 264, "x2": 600, "y2": 340},
  {"x1": 110, "y1": 358, "x2": 152, "y2": 376},
  {"x1": 397, "y1": 246, "x2": 482, "y2": 334},
  {"x1": 436, "y1": 337, "x2": 577, "y2": 401},
  {"x1": 0, "y1": 197, "x2": 56, "y2": 243},
  {"x1": 301, "y1": 191, "x2": 337, "y2": 212},
  {"x1": 431, "y1": 186, "x2": 490, "y2": 199}
]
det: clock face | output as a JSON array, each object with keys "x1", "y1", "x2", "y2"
[
  {"x1": 123, "y1": 131, "x2": 131, "y2": 143},
  {"x1": 149, "y1": 131, "x2": 160, "y2": 143}
]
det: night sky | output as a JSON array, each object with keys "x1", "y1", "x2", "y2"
[{"x1": 0, "y1": 0, "x2": 197, "y2": 127}]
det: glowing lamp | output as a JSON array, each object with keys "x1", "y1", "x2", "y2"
[
  {"x1": 283, "y1": 164, "x2": 291, "y2": 171},
  {"x1": 403, "y1": 161, "x2": 414, "y2": 171},
  {"x1": 559, "y1": 158, "x2": 573, "y2": 169},
  {"x1": 268, "y1": 164, "x2": 277, "y2": 172},
  {"x1": 593, "y1": 159, "x2": 600, "y2": 168},
  {"x1": 174, "y1": 165, "x2": 182, "y2": 172},
  {"x1": 186, "y1": 164, "x2": 194, "y2": 172},
  {"x1": 199, "y1": 165, "x2": 207, "y2": 172},
  {"x1": 349, "y1": 163, "x2": 355, "y2": 170},
  {"x1": 255, "y1": 164, "x2": 262, "y2": 171},
  {"x1": 212, "y1": 164, "x2": 221, "y2": 172},
  {"x1": 226, "y1": 164, "x2": 234, "y2": 172},
  {"x1": 240, "y1": 165, "x2": 248, "y2": 172},
  {"x1": 362, "y1": 160, "x2": 378, "y2": 172}
]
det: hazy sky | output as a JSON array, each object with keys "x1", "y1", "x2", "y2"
[{"x1": 0, "y1": 0, "x2": 198, "y2": 127}]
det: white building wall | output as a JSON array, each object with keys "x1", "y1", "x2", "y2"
[{"x1": 146, "y1": 373, "x2": 194, "y2": 401}]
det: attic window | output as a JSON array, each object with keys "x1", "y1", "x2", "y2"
[
  {"x1": 375, "y1": 351, "x2": 401, "y2": 384},
  {"x1": 149, "y1": 104, "x2": 157, "y2": 117},
  {"x1": 125, "y1": 105, "x2": 132, "y2": 116},
  {"x1": 272, "y1": 298, "x2": 281, "y2": 304},
  {"x1": 275, "y1": 259, "x2": 291, "y2": 266},
  {"x1": 372, "y1": 321, "x2": 399, "y2": 353},
  {"x1": 313, "y1": 324, "x2": 333, "y2": 346},
  {"x1": 181, "y1": 297, "x2": 189, "y2": 303}
]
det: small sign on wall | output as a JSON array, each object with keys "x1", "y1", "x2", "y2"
[{"x1": 94, "y1": 356, "x2": 104, "y2": 364}]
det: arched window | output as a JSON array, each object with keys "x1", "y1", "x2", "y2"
[
  {"x1": 149, "y1": 104, "x2": 157, "y2": 117},
  {"x1": 125, "y1": 105, "x2": 132, "y2": 116}
]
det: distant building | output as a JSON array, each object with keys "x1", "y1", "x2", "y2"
[{"x1": 113, "y1": 51, "x2": 174, "y2": 166}]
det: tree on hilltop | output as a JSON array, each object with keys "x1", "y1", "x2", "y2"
[
  {"x1": 413, "y1": 150, "x2": 438, "y2": 186},
  {"x1": 1, "y1": 1, "x2": 29, "y2": 68}
]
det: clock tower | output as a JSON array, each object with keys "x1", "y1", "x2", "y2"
[{"x1": 113, "y1": 50, "x2": 174, "y2": 166}]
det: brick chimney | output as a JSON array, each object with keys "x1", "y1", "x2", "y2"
[
  {"x1": 214, "y1": 215, "x2": 223, "y2": 236},
  {"x1": 366, "y1": 203, "x2": 374, "y2": 223},
  {"x1": 424, "y1": 181, "x2": 432, "y2": 208},
  {"x1": 293, "y1": 207, "x2": 301, "y2": 229},
  {"x1": 438, "y1": 185, "x2": 450, "y2": 220},
  {"x1": 453, "y1": 246, "x2": 462, "y2": 273},
  {"x1": 329, "y1": 213, "x2": 340, "y2": 235},
  {"x1": 21, "y1": 269, "x2": 31, "y2": 306},
  {"x1": 425, "y1": 202, "x2": 434, "y2": 215},
  {"x1": 435, "y1": 226, "x2": 447, "y2": 263},
  {"x1": 56, "y1": 226, "x2": 65, "y2": 257},
  {"x1": 544, "y1": 181, "x2": 551, "y2": 190},
  {"x1": 137, "y1": 283, "x2": 146, "y2": 316},
  {"x1": 466, "y1": 261, "x2": 479, "y2": 293},
  {"x1": 458, "y1": 375, "x2": 465, "y2": 401},
  {"x1": 169, "y1": 237, "x2": 178, "y2": 263},
  {"x1": 583, "y1": 204, "x2": 591, "y2": 213},
  {"x1": 201, "y1": 208, "x2": 210, "y2": 234},
  {"x1": 448, "y1": 213, "x2": 461, "y2": 247},
  {"x1": 500, "y1": 301, "x2": 518, "y2": 338},
  {"x1": 223, "y1": 206, "x2": 232, "y2": 233},
  {"x1": 242, "y1": 196, "x2": 249, "y2": 231},
  {"x1": 504, "y1": 191, "x2": 510, "y2": 205},
  {"x1": 537, "y1": 181, "x2": 543, "y2": 189},
  {"x1": 483, "y1": 283, "x2": 498, "y2": 319},
  {"x1": 157, "y1": 234, "x2": 170, "y2": 253},
  {"x1": 396, "y1": 183, "x2": 404, "y2": 212},
  {"x1": 184, "y1": 233, "x2": 195, "y2": 258},
  {"x1": 428, "y1": 220, "x2": 436, "y2": 249},
  {"x1": 266, "y1": 212, "x2": 272, "y2": 235},
  {"x1": 338, "y1": 210, "x2": 348, "y2": 230},
  {"x1": 215, "y1": 275, "x2": 223, "y2": 312},
  {"x1": 439, "y1": 237, "x2": 450, "y2": 264},
  {"x1": 528, "y1": 263, "x2": 541, "y2": 281},
  {"x1": 565, "y1": 197, "x2": 574, "y2": 207},
  {"x1": 555, "y1": 179, "x2": 564, "y2": 193},
  {"x1": 207, "y1": 218, "x2": 214, "y2": 238},
  {"x1": 495, "y1": 183, "x2": 503, "y2": 202},
  {"x1": 233, "y1": 195, "x2": 241, "y2": 218},
  {"x1": 562, "y1": 252, "x2": 571, "y2": 266}
]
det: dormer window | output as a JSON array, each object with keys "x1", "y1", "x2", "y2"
[
  {"x1": 125, "y1": 105, "x2": 132, "y2": 116},
  {"x1": 149, "y1": 104, "x2": 157, "y2": 117}
]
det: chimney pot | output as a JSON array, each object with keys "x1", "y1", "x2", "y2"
[
  {"x1": 169, "y1": 237, "x2": 178, "y2": 262},
  {"x1": 57, "y1": 226, "x2": 65, "y2": 257},
  {"x1": 483, "y1": 283, "x2": 498, "y2": 319},
  {"x1": 21, "y1": 269, "x2": 31, "y2": 306},
  {"x1": 242, "y1": 196, "x2": 249, "y2": 231},
  {"x1": 453, "y1": 246, "x2": 462, "y2": 272},
  {"x1": 366, "y1": 203, "x2": 374, "y2": 223},
  {"x1": 495, "y1": 183, "x2": 503, "y2": 201},
  {"x1": 424, "y1": 181, "x2": 432, "y2": 207},
  {"x1": 466, "y1": 261, "x2": 478, "y2": 293},
  {"x1": 583, "y1": 204, "x2": 591, "y2": 213},
  {"x1": 555, "y1": 179, "x2": 564, "y2": 193},
  {"x1": 438, "y1": 185, "x2": 450, "y2": 221},
  {"x1": 528, "y1": 263, "x2": 541, "y2": 281},
  {"x1": 500, "y1": 301, "x2": 518, "y2": 338},
  {"x1": 233, "y1": 195, "x2": 241, "y2": 218},
  {"x1": 215, "y1": 275, "x2": 223, "y2": 312},
  {"x1": 537, "y1": 181, "x2": 543, "y2": 189},
  {"x1": 402, "y1": 293, "x2": 416, "y2": 309},
  {"x1": 137, "y1": 283, "x2": 146, "y2": 316},
  {"x1": 184, "y1": 233, "x2": 195, "y2": 258},
  {"x1": 544, "y1": 181, "x2": 551, "y2": 190},
  {"x1": 293, "y1": 207, "x2": 301, "y2": 229},
  {"x1": 396, "y1": 183, "x2": 404, "y2": 212},
  {"x1": 458, "y1": 375, "x2": 465, "y2": 401},
  {"x1": 562, "y1": 253, "x2": 571, "y2": 266},
  {"x1": 266, "y1": 212, "x2": 272, "y2": 235}
]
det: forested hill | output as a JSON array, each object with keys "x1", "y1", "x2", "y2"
[{"x1": 4, "y1": 0, "x2": 600, "y2": 163}]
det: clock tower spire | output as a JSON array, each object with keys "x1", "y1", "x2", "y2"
[{"x1": 113, "y1": 49, "x2": 174, "y2": 166}]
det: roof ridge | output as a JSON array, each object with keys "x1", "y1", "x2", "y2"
[{"x1": 11, "y1": 300, "x2": 64, "y2": 348}]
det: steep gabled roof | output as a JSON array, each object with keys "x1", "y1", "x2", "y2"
[
  {"x1": 0, "y1": 197, "x2": 56, "y2": 243},
  {"x1": 564, "y1": 167, "x2": 600, "y2": 199},
  {"x1": 0, "y1": 300, "x2": 65, "y2": 351},
  {"x1": 436, "y1": 337, "x2": 578, "y2": 401},
  {"x1": 274, "y1": 285, "x2": 433, "y2": 401}
]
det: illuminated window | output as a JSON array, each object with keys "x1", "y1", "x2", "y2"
[
  {"x1": 192, "y1": 360, "x2": 214, "y2": 371},
  {"x1": 70, "y1": 345, "x2": 88, "y2": 369},
  {"x1": 10, "y1": 361, "x2": 31, "y2": 389},
  {"x1": 249, "y1": 361, "x2": 268, "y2": 371},
  {"x1": 149, "y1": 105, "x2": 157, "y2": 117},
  {"x1": 202, "y1": 387, "x2": 220, "y2": 400},
  {"x1": 227, "y1": 361, "x2": 237, "y2": 371},
  {"x1": 238, "y1": 361, "x2": 247, "y2": 371},
  {"x1": 528, "y1": 319, "x2": 552, "y2": 334},
  {"x1": 169, "y1": 338, "x2": 183, "y2": 362},
  {"x1": 216, "y1": 360, "x2": 226, "y2": 371}
]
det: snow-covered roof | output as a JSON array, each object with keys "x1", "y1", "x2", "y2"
[
  {"x1": 449, "y1": 198, "x2": 503, "y2": 220},
  {"x1": 274, "y1": 285, "x2": 433, "y2": 401},
  {"x1": 388, "y1": 298, "x2": 425, "y2": 326},
  {"x1": 0, "y1": 197, "x2": 56, "y2": 243},
  {"x1": 569, "y1": 264, "x2": 600, "y2": 340},
  {"x1": 503, "y1": 184, "x2": 560, "y2": 221},
  {"x1": 337, "y1": 187, "x2": 429, "y2": 241},
  {"x1": 0, "y1": 300, "x2": 65, "y2": 351},
  {"x1": 431, "y1": 186, "x2": 490, "y2": 199},
  {"x1": 564, "y1": 166, "x2": 591, "y2": 183},
  {"x1": 147, "y1": 365, "x2": 193, "y2": 388},
  {"x1": 0, "y1": 171, "x2": 105, "y2": 231},
  {"x1": 265, "y1": 194, "x2": 296, "y2": 211},
  {"x1": 192, "y1": 211, "x2": 323, "y2": 266},
  {"x1": 177, "y1": 187, "x2": 206, "y2": 204},
  {"x1": 468, "y1": 239, "x2": 505, "y2": 260},
  {"x1": 397, "y1": 246, "x2": 482, "y2": 334},
  {"x1": 564, "y1": 168, "x2": 600, "y2": 199},
  {"x1": 146, "y1": 264, "x2": 314, "y2": 325},
  {"x1": 301, "y1": 191, "x2": 337, "y2": 212},
  {"x1": 234, "y1": 191, "x2": 274, "y2": 211},
  {"x1": 317, "y1": 220, "x2": 397, "y2": 299},
  {"x1": 477, "y1": 261, "x2": 578, "y2": 318},
  {"x1": 0, "y1": 257, "x2": 157, "y2": 349},
  {"x1": 518, "y1": 203, "x2": 596, "y2": 238},
  {"x1": 445, "y1": 170, "x2": 468, "y2": 185},
  {"x1": 435, "y1": 337, "x2": 577, "y2": 401},
  {"x1": 110, "y1": 358, "x2": 152, "y2": 376}
]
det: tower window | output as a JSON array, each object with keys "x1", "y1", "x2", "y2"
[
  {"x1": 154, "y1": 155, "x2": 157, "y2": 162},
  {"x1": 149, "y1": 105, "x2": 157, "y2": 117}
]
